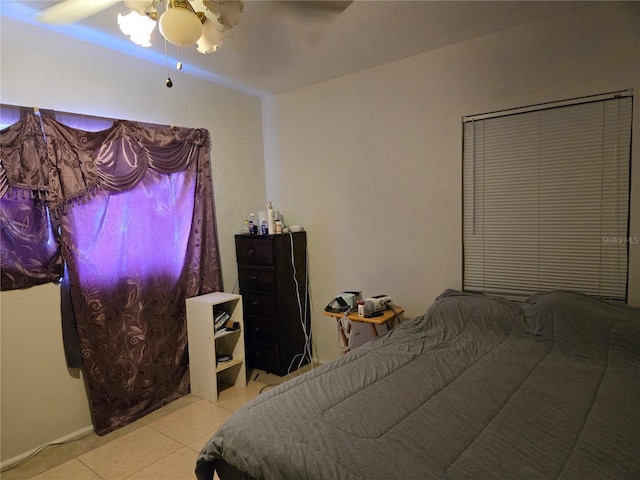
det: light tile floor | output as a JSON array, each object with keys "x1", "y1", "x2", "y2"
[{"x1": 2, "y1": 368, "x2": 308, "y2": 480}]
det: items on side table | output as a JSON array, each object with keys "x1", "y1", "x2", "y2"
[{"x1": 323, "y1": 301, "x2": 404, "y2": 354}]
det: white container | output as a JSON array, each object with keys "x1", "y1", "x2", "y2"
[{"x1": 267, "y1": 202, "x2": 275, "y2": 234}]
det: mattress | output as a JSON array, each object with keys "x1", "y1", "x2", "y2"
[{"x1": 196, "y1": 290, "x2": 640, "y2": 480}]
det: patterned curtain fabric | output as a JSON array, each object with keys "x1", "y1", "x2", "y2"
[
  {"x1": 1, "y1": 113, "x2": 63, "y2": 288},
  {"x1": 0, "y1": 111, "x2": 222, "y2": 434},
  {"x1": 0, "y1": 190, "x2": 63, "y2": 289}
]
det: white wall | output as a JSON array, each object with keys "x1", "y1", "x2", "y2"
[
  {"x1": 262, "y1": 3, "x2": 640, "y2": 364},
  {"x1": 0, "y1": 15, "x2": 265, "y2": 464}
]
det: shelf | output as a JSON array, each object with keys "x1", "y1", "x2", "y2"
[
  {"x1": 215, "y1": 328, "x2": 241, "y2": 339},
  {"x1": 216, "y1": 357, "x2": 244, "y2": 373},
  {"x1": 186, "y1": 292, "x2": 247, "y2": 402}
]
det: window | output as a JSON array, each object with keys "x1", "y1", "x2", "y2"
[{"x1": 463, "y1": 92, "x2": 632, "y2": 301}]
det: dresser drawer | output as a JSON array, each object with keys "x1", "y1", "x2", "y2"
[
  {"x1": 242, "y1": 292, "x2": 277, "y2": 318},
  {"x1": 236, "y1": 239, "x2": 274, "y2": 266},
  {"x1": 246, "y1": 341, "x2": 280, "y2": 373},
  {"x1": 238, "y1": 265, "x2": 276, "y2": 293},
  {"x1": 244, "y1": 315, "x2": 277, "y2": 343}
]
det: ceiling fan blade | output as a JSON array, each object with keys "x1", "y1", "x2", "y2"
[
  {"x1": 201, "y1": 1, "x2": 244, "y2": 30},
  {"x1": 287, "y1": 1, "x2": 353, "y2": 13},
  {"x1": 218, "y1": 1, "x2": 244, "y2": 29},
  {"x1": 37, "y1": 0, "x2": 123, "y2": 25}
]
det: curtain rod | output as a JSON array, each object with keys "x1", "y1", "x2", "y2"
[
  {"x1": 1, "y1": 103, "x2": 112, "y2": 124},
  {"x1": 463, "y1": 89, "x2": 633, "y2": 123},
  {"x1": 0, "y1": 103, "x2": 177, "y2": 130}
]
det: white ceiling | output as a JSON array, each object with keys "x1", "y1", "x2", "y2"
[{"x1": 10, "y1": 1, "x2": 590, "y2": 96}]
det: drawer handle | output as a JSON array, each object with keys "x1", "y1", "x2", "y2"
[
  {"x1": 247, "y1": 247, "x2": 255, "y2": 256},
  {"x1": 250, "y1": 299, "x2": 260, "y2": 307},
  {"x1": 250, "y1": 275, "x2": 258, "y2": 281}
]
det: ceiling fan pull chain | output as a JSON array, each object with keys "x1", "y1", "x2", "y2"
[{"x1": 164, "y1": 36, "x2": 173, "y2": 88}]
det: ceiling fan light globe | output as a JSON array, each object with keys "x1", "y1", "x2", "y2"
[
  {"x1": 118, "y1": 11, "x2": 156, "y2": 47},
  {"x1": 197, "y1": 18, "x2": 224, "y2": 54},
  {"x1": 159, "y1": 6, "x2": 203, "y2": 46}
]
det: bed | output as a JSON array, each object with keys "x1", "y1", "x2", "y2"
[{"x1": 195, "y1": 289, "x2": 640, "y2": 480}]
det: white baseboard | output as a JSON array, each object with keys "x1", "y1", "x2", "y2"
[{"x1": 1, "y1": 425, "x2": 94, "y2": 472}]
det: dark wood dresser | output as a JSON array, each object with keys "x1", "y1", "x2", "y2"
[{"x1": 234, "y1": 232, "x2": 311, "y2": 376}]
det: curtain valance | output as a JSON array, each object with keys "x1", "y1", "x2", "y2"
[{"x1": 1, "y1": 112, "x2": 210, "y2": 206}]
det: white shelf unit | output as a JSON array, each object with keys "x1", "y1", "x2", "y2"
[{"x1": 186, "y1": 292, "x2": 247, "y2": 402}]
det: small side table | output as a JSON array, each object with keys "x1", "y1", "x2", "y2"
[{"x1": 323, "y1": 307, "x2": 404, "y2": 353}]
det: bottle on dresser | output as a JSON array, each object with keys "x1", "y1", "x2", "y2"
[{"x1": 267, "y1": 202, "x2": 276, "y2": 234}]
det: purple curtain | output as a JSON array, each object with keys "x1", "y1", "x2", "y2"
[
  {"x1": 1, "y1": 113, "x2": 63, "y2": 288},
  {"x1": 1, "y1": 111, "x2": 222, "y2": 434}
]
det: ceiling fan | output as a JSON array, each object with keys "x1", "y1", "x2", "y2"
[
  {"x1": 35, "y1": 0, "x2": 353, "y2": 87},
  {"x1": 36, "y1": 0, "x2": 353, "y2": 51},
  {"x1": 37, "y1": 0, "x2": 245, "y2": 54}
]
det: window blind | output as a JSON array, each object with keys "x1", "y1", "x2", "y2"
[{"x1": 463, "y1": 94, "x2": 632, "y2": 301}]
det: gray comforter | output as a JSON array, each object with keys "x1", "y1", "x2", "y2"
[{"x1": 196, "y1": 290, "x2": 640, "y2": 479}]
